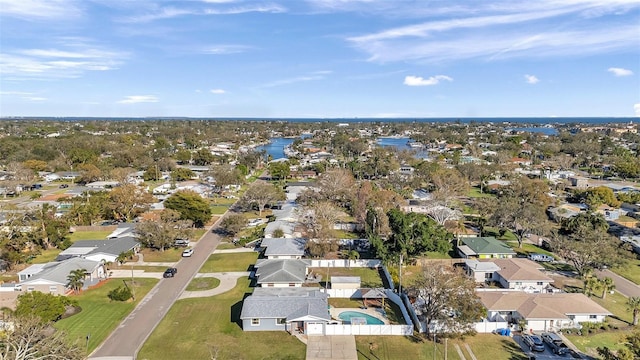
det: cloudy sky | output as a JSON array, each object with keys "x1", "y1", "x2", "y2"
[{"x1": 1, "y1": 0, "x2": 639, "y2": 118}]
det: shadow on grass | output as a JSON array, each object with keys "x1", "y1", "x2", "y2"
[
  {"x1": 499, "y1": 338, "x2": 529, "y2": 360},
  {"x1": 230, "y1": 293, "x2": 253, "y2": 329}
]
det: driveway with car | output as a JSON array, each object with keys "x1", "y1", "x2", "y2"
[{"x1": 513, "y1": 334, "x2": 571, "y2": 360}]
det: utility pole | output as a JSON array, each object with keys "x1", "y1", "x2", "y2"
[
  {"x1": 399, "y1": 253, "x2": 403, "y2": 295},
  {"x1": 131, "y1": 264, "x2": 136, "y2": 301}
]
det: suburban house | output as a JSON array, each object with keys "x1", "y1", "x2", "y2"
[
  {"x1": 456, "y1": 237, "x2": 516, "y2": 259},
  {"x1": 240, "y1": 287, "x2": 330, "y2": 333},
  {"x1": 263, "y1": 220, "x2": 298, "y2": 239},
  {"x1": 254, "y1": 259, "x2": 310, "y2": 287},
  {"x1": 466, "y1": 258, "x2": 554, "y2": 292},
  {"x1": 55, "y1": 237, "x2": 140, "y2": 263},
  {"x1": 477, "y1": 292, "x2": 611, "y2": 332},
  {"x1": 17, "y1": 257, "x2": 105, "y2": 295},
  {"x1": 107, "y1": 223, "x2": 137, "y2": 239},
  {"x1": 260, "y1": 238, "x2": 307, "y2": 259}
]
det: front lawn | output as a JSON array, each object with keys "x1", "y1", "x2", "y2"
[
  {"x1": 30, "y1": 248, "x2": 62, "y2": 264},
  {"x1": 139, "y1": 248, "x2": 182, "y2": 262},
  {"x1": 566, "y1": 329, "x2": 632, "y2": 356},
  {"x1": 69, "y1": 230, "x2": 113, "y2": 241},
  {"x1": 468, "y1": 187, "x2": 495, "y2": 198},
  {"x1": 308, "y1": 267, "x2": 383, "y2": 288},
  {"x1": 612, "y1": 257, "x2": 640, "y2": 285},
  {"x1": 139, "y1": 278, "x2": 305, "y2": 360},
  {"x1": 199, "y1": 252, "x2": 258, "y2": 273},
  {"x1": 590, "y1": 291, "x2": 633, "y2": 325},
  {"x1": 507, "y1": 243, "x2": 556, "y2": 258},
  {"x1": 210, "y1": 204, "x2": 231, "y2": 215},
  {"x1": 355, "y1": 334, "x2": 526, "y2": 360},
  {"x1": 186, "y1": 277, "x2": 220, "y2": 291},
  {"x1": 55, "y1": 278, "x2": 158, "y2": 353}
]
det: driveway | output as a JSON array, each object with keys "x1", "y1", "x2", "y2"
[
  {"x1": 513, "y1": 334, "x2": 574, "y2": 360},
  {"x1": 595, "y1": 269, "x2": 640, "y2": 298},
  {"x1": 89, "y1": 217, "x2": 226, "y2": 360}
]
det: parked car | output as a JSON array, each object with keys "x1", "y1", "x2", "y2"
[
  {"x1": 528, "y1": 253, "x2": 554, "y2": 262},
  {"x1": 174, "y1": 239, "x2": 189, "y2": 247},
  {"x1": 59, "y1": 184, "x2": 69, "y2": 188},
  {"x1": 522, "y1": 334, "x2": 545, "y2": 352},
  {"x1": 541, "y1": 332, "x2": 569, "y2": 355},
  {"x1": 182, "y1": 248, "x2": 194, "y2": 257},
  {"x1": 163, "y1": 268, "x2": 178, "y2": 278},
  {"x1": 247, "y1": 218, "x2": 265, "y2": 227}
]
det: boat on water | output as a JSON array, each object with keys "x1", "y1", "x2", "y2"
[{"x1": 407, "y1": 141, "x2": 424, "y2": 148}]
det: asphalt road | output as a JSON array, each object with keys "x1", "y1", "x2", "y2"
[
  {"x1": 595, "y1": 269, "x2": 640, "y2": 298},
  {"x1": 89, "y1": 219, "x2": 225, "y2": 360}
]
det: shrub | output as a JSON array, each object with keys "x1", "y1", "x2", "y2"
[{"x1": 107, "y1": 286, "x2": 132, "y2": 301}]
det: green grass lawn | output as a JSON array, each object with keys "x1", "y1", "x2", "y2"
[
  {"x1": 117, "y1": 265, "x2": 172, "y2": 272},
  {"x1": 612, "y1": 257, "x2": 640, "y2": 285},
  {"x1": 30, "y1": 248, "x2": 63, "y2": 264},
  {"x1": 590, "y1": 291, "x2": 634, "y2": 325},
  {"x1": 423, "y1": 251, "x2": 453, "y2": 259},
  {"x1": 0, "y1": 273, "x2": 18, "y2": 283},
  {"x1": 191, "y1": 229, "x2": 207, "y2": 240},
  {"x1": 186, "y1": 277, "x2": 220, "y2": 291},
  {"x1": 139, "y1": 248, "x2": 182, "y2": 262},
  {"x1": 199, "y1": 252, "x2": 258, "y2": 273},
  {"x1": 216, "y1": 242, "x2": 239, "y2": 250},
  {"x1": 355, "y1": 334, "x2": 526, "y2": 360},
  {"x1": 507, "y1": 243, "x2": 556, "y2": 258},
  {"x1": 69, "y1": 230, "x2": 113, "y2": 241},
  {"x1": 55, "y1": 278, "x2": 158, "y2": 353},
  {"x1": 566, "y1": 329, "x2": 633, "y2": 356},
  {"x1": 309, "y1": 267, "x2": 383, "y2": 288},
  {"x1": 210, "y1": 204, "x2": 231, "y2": 215},
  {"x1": 467, "y1": 187, "x2": 495, "y2": 198},
  {"x1": 139, "y1": 278, "x2": 306, "y2": 360}
]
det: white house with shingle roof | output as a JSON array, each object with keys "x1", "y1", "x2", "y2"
[
  {"x1": 240, "y1": 287, "x2": 330, "y2": 333},
  {"x1": 261, "y1": 238, "x2": 307, "y2": 259},
  {"x1": 17, "y1": 257, "x2": 105, "y2": 296},
  {"x1": 254, "y1": 259, "x2": 310, "y2": 287},
  {"x1": 465, "y1": 258, "x2": 553, "y2": 293},
  {"x1": 477, "y1": 292, "x2": 611, "y2": 332}
]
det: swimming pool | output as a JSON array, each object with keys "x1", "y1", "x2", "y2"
[{"x1": 338, "y1": 311, "x2": 384, "y2": 325}]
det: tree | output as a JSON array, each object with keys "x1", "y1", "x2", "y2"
[
  {"x1": 170, "y1": 167, "x2": 196, "y2": 182},
  {"x1": 77, "y1": 163, "x2": 102, "y2": 184},
  {"x1": 628, "y1": 297, "x2": 640, "y2": 326},
  {"x1": 410, "y1": 264, "x2": 485, "y2": 337},
  {"x1": 0, "y1": 315, "x2": 83, "y2": 360},
  {"x1": 600, "y1": 277, "x2": 615, "y2": 300},
  {"x1": 371, "y1": 209, "x2": 452, "y2": 263},
  {"x1": 66, "y1": 268, "x2": 86, "y2": 295},
  {"x1": 107, "y1": 184, "x2": 155, "y2": 221},
  {"x1": 583, "y1": 275, "x2": 600, "y2": 297},
  {"x1": 488, "y1": 177, "x2": 551, "y2": 248},
  {"x1": 303, "y1": 201, "x2": 341, "y2": 257},
  {"x1": 207, "y1": 164, "x2": 243, "y2": 189},
  {"x1": 192, "y1": 148, "x2": 216, "y2": 166},
  {"x1": 316, "y1": 169, "x2": 355, "y2": 207},
  {"x1": 241, "y1": 182, "x2": 284, "y2": 216},
  {"x1": 15, "y1": 292, "x2": 75, "y2": 323},
  {"x1": 135, "y1": 210, "x2": 192, "y2": 251},
  {"x1": 164, "y1": 190, "x2": 211, "y2": 227},
  {"x1": 268, "y1": 161, "x2": 290, "y2": 181},
  {"x1": 220, "y1": 214, "x2": 247, "y2": 236}
]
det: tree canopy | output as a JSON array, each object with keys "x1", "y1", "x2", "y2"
[{"x1": 164, "y1": 190, "x2": 211, "y2": 227}]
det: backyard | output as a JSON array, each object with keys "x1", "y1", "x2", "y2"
[
  {"x1": 55, "y1": 278, "x2": 158, "y2": 353},
  {"x1": 308, "y1": 266, "x2": 384, "y2": 288},
  {"x1": 199, "y1": 251, "x2": 259, "y2": 273},
  {"x1": 30, "y1": 229, "x2": 115, "y2": 264}
]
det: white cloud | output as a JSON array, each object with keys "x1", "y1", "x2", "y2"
[
  {"x1": 210, "y1": 89, "x2": 226, "y2": 94},
  {"x1": 403, "y1": 75, "x2": 452, "y2": 86},
  {"x1": 635, "y1": 103, "x2": 640, "y2": 117},
  {"x1": 524, "y1": 74, "x2": 540, "y2": 84},
  {"x1": 0, "y1": 0, "x2": 82, "y2": 20},
  {"x1": 608, "y1": 67, "x2": 633, "y2": 77},
  {"x1": 0, "y1": 39, "x2": 126, "y2": 80},
  {"x1": 0, "y1": 91, "x2": 34, "y2": 96},
  {"x1": 259, "y1": 75, "x2": 325, "y2": 88},
  {"x1": 202, "y1": 45, "x2": 252, "y2": 55},
  {"x1": 346, "y1": 1, "x2": 640, "y2": 63},
  {"x1": 118, "y1": 95, "x2": 159, "y2": 104},
  {"x1": 24, "y1": 97, "x2": 47, "y2": 101},
  {"x1": 123, "y1": 3, "x2": 286, "y2": 23}
]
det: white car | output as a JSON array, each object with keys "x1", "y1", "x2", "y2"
[
  {"x1": 247, "y1": 218, "x2": 265, "y2": 227},
  {"x1": 182, "y1": 248, "x2": 194, "y2": 257}
]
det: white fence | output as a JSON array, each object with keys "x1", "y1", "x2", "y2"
[
  {"x1": 474, "y1": 320, "x2": 509, "y2": 333},
  {"x1": 325, "y1": 288, "x2": 360, "y2": 298},
  {"x1": 310, "y1": 259, "x2": 382, "y2": 268},
  {"x1": 320, "y1": 324, "x2": 413, "y2": 336}
]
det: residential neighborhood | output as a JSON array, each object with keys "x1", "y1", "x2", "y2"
[{"x1": 1, "y1": 118, "x2": 640, "y2": 360}]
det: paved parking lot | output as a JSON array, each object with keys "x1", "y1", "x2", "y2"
[{"x1": 513, "y1": 335, "x2": 571, "y2": 360}]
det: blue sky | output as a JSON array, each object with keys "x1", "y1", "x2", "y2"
[{"x1": 1, "y1": 0, "x2": 639, "y2": 118}]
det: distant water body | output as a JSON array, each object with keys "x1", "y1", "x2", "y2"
[{"x1": 13, "y1": 117, "x2": 637, "y2": 124}]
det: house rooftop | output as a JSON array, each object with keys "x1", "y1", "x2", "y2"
[
  {"x1": 262, "y1": 238, "x2": 306, "y2": 257},
  {"x1": 478, "y1": 292, "x2": 611, "y2": 320},
  {"x1": 240, "y1": 288, "x2": 329, "y2": 321},
  {"x1": 254, "y1": 259, "x2": 310, "y2": 284},
  {"x1": 20, "y1": 257, "x2": 101, "y2": 285},
  {"x1": 492, "y1": 258, "x2": 553, "y2": 282},
  {"x1": 464, "y1": 260, "x2": 501, "y2": 272},
  {"x1": 459, "y1": 237, "x2": 516, "y2": 256}
]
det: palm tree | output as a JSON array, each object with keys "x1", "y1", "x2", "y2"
[
  {"x1": 583, "y1": 276, "x2": 600, "y2": 297},
  {"x1": 628, "y1": 297, "x2": 640, "y2": 326},
  {"x1": 600, "y1": 277, "x2": 615, "y2": 300},
  {"x1": 116, "y1": 251, "x2": 128, "y2": 266},
  {"x1": 66, "y1": 268, "x2": 86, "y2": 295}
]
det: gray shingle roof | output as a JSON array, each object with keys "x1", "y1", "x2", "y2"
[
  {"x1": 57, "y1": 236, "x2": 139, "y2": 260},
  {"x1": 262, "y1": 238, "x2": 306, "y2": 257},
  {"x1": 240, "y1": 288, "x2": 330, "y2": 321},
  {"x1": 21, "y1": 257, "x2": 101, "y2": 285},
  {"x1": 254, "y1": 259, "x2": 310, "y2": 284}
]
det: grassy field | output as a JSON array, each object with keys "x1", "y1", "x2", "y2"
[
  {"x1": 467, "y1": 187, "x2": 495, "y2": 198},
  {"x1": 55, "y1": 278, "x2": 158, "y2": 353},
  {"x1": 69, "y1": 230, "x2": 113, "y2": 241},
  {"x1": 139, "y1": 278, "x2": 306, "y2": 360},
  {"x1": 30, "y1": 248, "x2": 63, "y2": 264},
  {"x1": 355, "y1": 334, "x2": 526, "y2": 360},
  {"x1": 216, "y1": 242, "x2": 239, "y2": 250},
  {"x1": 186, "y1": 277, "x2": 220, "y2": 291},
  {"x1": 139, "y1": 247, "x2": 182, "y2": 262},
  {"x1": 308, "y1": 267, "x2": 384, "y2": 288},
  {"x1": 612, "y1": 257, "x2": 640, "y2": 285},
  {"x1": 210, "y1": 204, "x2": 231, "y2": 215},
  {"x1": 506, "y1": 242, "x2": 556, "y2": 258},
  {"x1": 199, "y1": 252, "x2": 259, "y2": 273},
  {"x1": 566, "y1": 329, "x2": 632, "y2": 356},
  {"x1": 590, "y1": 290, "x2": 633, "y2": 325},
  {"x1": 0, "y1": 273, "x2": 18, "y2": 283}
]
